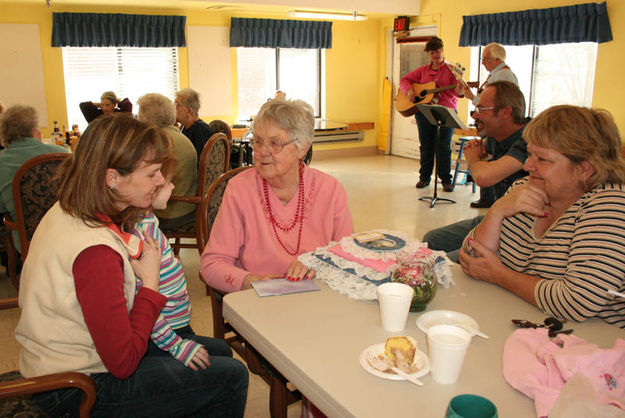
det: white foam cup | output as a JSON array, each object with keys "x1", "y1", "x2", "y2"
[
  {"x1": 427, "y1": 324, "x2": 471, "y2": 384},
  {"x1": 376, "y1": 282, "x2": 413, "y2": 332}
]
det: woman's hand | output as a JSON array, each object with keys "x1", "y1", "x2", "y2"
[
  {"x1": 187, "y1": 347, "x2": 210, "y2": 371},
  {"x1": 130, "y1": 236, "x2": 161, "y2": 292},
  {"x1": 458, "y1": 238, "x2": 503, "y2": 283},
  {"x1": 491, "y1": 182, "x2": 549, "y2": 220},
  {"x1": 241, "y1": 273, "x2": 283, "y2": 290},
  {"x1": 286, "y1": 260, "x2": 315, "y2": 281}
]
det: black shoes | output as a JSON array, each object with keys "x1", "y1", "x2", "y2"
[
  {"x1": 470, "y1": 199, "x2": 494, "y2": 208},
  {"x1": 416, "y1": 180, "x2": 454, "y2": 192},
  {"x1": 416, "y1": 180, "x2": 430, "y2": 189}
]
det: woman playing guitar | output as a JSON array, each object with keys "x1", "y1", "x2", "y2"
[{"x1": 399, "y1": 36, "x2": 463, "y2": 192}]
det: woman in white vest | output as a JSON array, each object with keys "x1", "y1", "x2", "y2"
[{"x1": 15, "y1": 114, "x2": 249, "y2": 417}]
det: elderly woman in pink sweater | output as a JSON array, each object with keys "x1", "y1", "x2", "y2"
[{"x1": 200, "y1": 99, "x2": 354, "y2": 292}]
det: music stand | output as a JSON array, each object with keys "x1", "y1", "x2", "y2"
[{"x1": 416, "y1": 104, "x2": 468, "y2": 208}]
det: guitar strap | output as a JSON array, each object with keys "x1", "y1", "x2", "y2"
[
  {"x1": 429, "y1": 61, "x2": 451, "y2": 104},
  {"x1": 477, "y1": 65, "x2": 511, "y2": 95}
]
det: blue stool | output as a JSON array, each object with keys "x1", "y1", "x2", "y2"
[{"x1": 452, "y1": 136, "x2": 478, "y2": 192}]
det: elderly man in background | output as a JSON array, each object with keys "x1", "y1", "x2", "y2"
[
  {"x1": 462, "y1": 42, "x2": 519, "y2": 208},
  {"x1": 462, "y1": 43, "x2": 518, "y2": 105},
  {"x1": 423, "y1": 81, "x2": 528, "y2": 262},
  {"x1": 175, "y1": 88, "x2": 215, "y2": 159},
  {"x1": 138, "y1": 93, "x2": 198, "y2": 230},
  {"x1": 0, "y1": 105, "x2": 67, "y2": 252}
]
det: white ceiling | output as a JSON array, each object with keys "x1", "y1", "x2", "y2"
[{"x1": 28, "y1": 0, "x2": 418, "y2": 18}]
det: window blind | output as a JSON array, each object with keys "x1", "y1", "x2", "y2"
[{"x1": 62, "y1": 47, "x2": 179, "y2": 130}]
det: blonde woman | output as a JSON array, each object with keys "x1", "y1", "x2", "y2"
[{"x1": 460, "y1": 105, "x2": 625, "y2": 328}]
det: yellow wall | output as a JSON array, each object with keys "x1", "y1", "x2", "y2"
[
  {"x1": 2, "y1": 0, "x2": 624, "y2": 148},
  {"x1": 0, "y1": 2, "x2": 383, "y2": 151},
  {"x1": 416, "y1": 0, "x2": 625, "y2": 135}
]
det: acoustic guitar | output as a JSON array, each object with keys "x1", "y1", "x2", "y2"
[{"x1": 395, "y1": 62, "x2": 467, "y2": 118}]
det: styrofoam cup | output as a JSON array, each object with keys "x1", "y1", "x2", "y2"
[
  {"x1": 427, "y1": 324, "x2": 471, "y2": 384},
  {"x1": 377, "y1": 282, "x2": 413, "y2": 332}
]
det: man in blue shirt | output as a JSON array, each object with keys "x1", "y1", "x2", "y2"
[
  {"x1": 175, "y1": 88, "x2": 215, "y2": 160},
  {"x1": 423, "y1": 81, "x2": 529, "y2": 262}
]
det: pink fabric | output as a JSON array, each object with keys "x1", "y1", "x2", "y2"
[
  {"x1": 503, "y1": 328, "x2": 625, "y2": 417},
  {"x1": 399, "y1": 61, "x2": 459, "y2": 110},
  {"x1": 327, "y1": 244, "x2": 395, "y2": 272},
  {"x1": 200, "y1": 165, "x2": 354, "y2": 293}
]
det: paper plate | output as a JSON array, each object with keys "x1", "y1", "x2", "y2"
[
  {"x1": 416, "y1": 310, "x2": 479, "y2": 334},
  {"x1": 359, "y1": 342, "x2": 430, "y2": 381}
]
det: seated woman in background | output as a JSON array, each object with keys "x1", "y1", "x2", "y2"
[
  {"x1": 15, "y1": 114, "x2": 248, "y2": 417},
  {"x1": 0, "y1": 105, "x2": 66, "y2": 252},
  {"x1": 200, "y1": 98, "x2": 354, "y2": 291},
  {"x1": 459, "y1": 105, "x2": 625, "y2": 328},
  {"x1": 137, "y1": 93, "x2": 198, "y2": 230},
  {"x1": 79, "y1": 90, "x2": 133, "y2": 123}
]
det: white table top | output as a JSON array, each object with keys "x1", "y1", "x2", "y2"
[{"x1": 223, "y1": 265, "x2": 625, "y2": 417}]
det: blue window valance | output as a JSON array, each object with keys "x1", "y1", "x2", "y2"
[
  {"x1": 52, "y1": 12, "x2": 186, "y2": 47},
  {"x1": 230, "y1": 18, "x2": 332, "y2": 49},
  {"x1": 459, "y1": 2, "x2": 612, "y2": 46}
]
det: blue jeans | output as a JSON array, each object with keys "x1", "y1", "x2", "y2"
[
  {"x1": 415, "y1": 112, "x2": 453, "y2": 184},
  {"x1": 423, "y1": 216, "x2": 484, "y2": 263},
  {"x1": 34, "y1": 328, "x2": 249, "y2": 418}
]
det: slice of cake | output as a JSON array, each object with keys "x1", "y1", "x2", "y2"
[{"x1": 384, "y1": 336, "x2": 416, "y2": 371}]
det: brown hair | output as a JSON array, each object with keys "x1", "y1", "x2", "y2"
[
  {"x1": 425, "y1": 36, "x2": 443, "y2": 52},
  {"x1": 0, "y1": 105, "x2": 38, "y2": 145},
  {"x1": 101, "y1": 91, "x2": 118, "y2": 104},
  {"x1": 488, "y1": 81, "x2": 526, "y2": 125},
  {"x1": 56, "y1": 113, "x2": 173, "y2": 230},
  {"x1": 524, "y1": 105, "x2": 625, "y2": 190}
]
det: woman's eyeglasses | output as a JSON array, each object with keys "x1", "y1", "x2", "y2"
[{"x1": 251, "y1": 138, "x2": 296, "y2": 154}]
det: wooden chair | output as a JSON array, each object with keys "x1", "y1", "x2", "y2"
[
  {"x1": 0, "y1": 298, "x2": 97, "y2": 417},
  {"x1": 3, "y1": 153, "x2": 68, "y2": 289},
  {"x1": 161, "y1": 132, "x2": 230, "y2": 254},
  {"x1": 208, "y1": 119, "x2": 232, "y2": 142},
  {"x1": 198, "y1": 166, "x2": 301, "y2": 418}
]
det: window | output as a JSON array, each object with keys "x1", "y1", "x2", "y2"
[
  {"x1": 237, "y1": 47, "x2": 323, "y2": 121},
  {"x1": 62, "y1": 47, "x2": 179, "y2": 131},
  {"x1": 469, "y1": 42, "x2": 597, "y2": 118}
]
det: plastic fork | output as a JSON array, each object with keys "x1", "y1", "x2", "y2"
[{"x1": 366, "y1": 351, "x2": 423, "y2": 386}]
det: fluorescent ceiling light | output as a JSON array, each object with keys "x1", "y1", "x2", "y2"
[{"x1": 286, "y1": 10, "x2": 368, "y2": 21}]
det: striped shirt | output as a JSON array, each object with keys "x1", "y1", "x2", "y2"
[
  {"x1": 134, "y1": 214, "x2": 202, "y2": 365},
  {"x1": 496, "y1": 179, "x2": 625, "y2": 328}
]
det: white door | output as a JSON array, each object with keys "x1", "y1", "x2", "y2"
[{"x1": 390, "y1": 28, "x2": 437, "y2": 160}]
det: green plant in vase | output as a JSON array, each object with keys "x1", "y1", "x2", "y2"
[{"x1": 391, "y1": 255, "x2": 437, "y2": 312}]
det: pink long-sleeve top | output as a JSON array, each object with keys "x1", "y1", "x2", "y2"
[
  {"x1": 399, "y1": 61, "x2": 459, "y2": 110},
  {"x1": 200, "y1": 165, "x2": 354, "y2": 293}
]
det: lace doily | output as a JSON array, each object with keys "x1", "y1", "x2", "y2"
[
  {"x1": 299, "y1": 230, "x2": 455, "y2": 300},
  {"x1": 338, "y1": 229, "x2": 419, "y2": 262}
]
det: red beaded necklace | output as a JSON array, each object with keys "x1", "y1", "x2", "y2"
[{"x1": 263, "y1": 163, "x2": 305, "y2": 256}]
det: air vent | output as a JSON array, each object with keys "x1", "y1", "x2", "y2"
[{"x1": 312, "y1": 130, "x2": 364, "y2": 143}]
